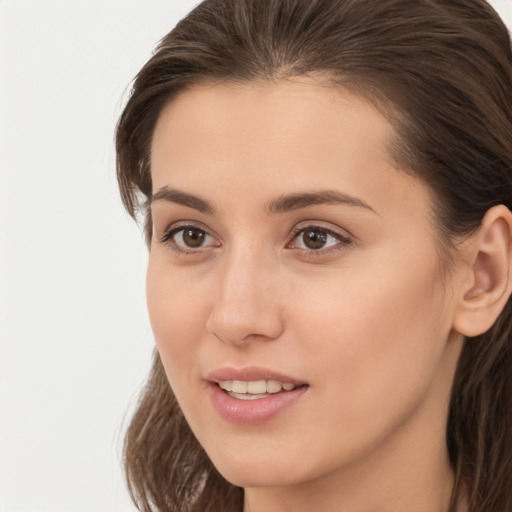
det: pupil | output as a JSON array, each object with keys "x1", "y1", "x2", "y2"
[
  {"x1": 303, "y1": 229, "x2": 327, "y2": 249},
  {"x1": 183, "y1": 229, "x2": 205, "y2": 247}
]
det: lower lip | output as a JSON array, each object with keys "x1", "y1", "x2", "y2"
[{"x1": 208, "y1": 383, "x2": 308, "y2": 425}]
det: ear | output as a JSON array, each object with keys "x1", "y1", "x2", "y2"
[{"x1": 453, "y1": 205, "x2": 512, "y2": 337}]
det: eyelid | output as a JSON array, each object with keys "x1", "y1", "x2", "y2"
[
  {"x1": 289, "y1": 220, "x2": 352, "y2": 239},
  {"x1": 158, "y1": 219, "x2": 212, "y2": 239},
  {"x1": 157, "y1": 219, "x2": 352, "y2": 256},
  {"x1": 159, "y1": 221, "x2": 221, "y2": 252},
  {"x1": 286, "y1": 222, "x2": 353, "y2": 253}
]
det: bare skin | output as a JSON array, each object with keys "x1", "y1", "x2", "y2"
[{"x1": 147, "y1": 78, "x2": 511, "y2": 512}]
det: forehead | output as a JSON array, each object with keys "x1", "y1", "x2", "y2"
[
  {"x1": 150, "y1": 79, "x2": 431, "y2": 223},
  {"x1": 152, "y1": 78, "x2": 395, "y2": 163}
]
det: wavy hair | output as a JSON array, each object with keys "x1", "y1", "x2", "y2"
[{"x1": 115, "y1": 1, "x2": 512, "y2": 510}]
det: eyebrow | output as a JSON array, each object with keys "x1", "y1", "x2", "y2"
[
  {"x1": 265, "y1": 190, "x2": 377, "y2": 215},
  {"x1": 151, "y1": 186, "x2": 377, "y2": 216},
  {"x1": 151, "y1": 186, "x2": 215, "y2": 214}
]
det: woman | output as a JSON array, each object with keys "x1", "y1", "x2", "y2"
[{"x1": 115, "y1": 0, "x2": 512, "y2": 511}]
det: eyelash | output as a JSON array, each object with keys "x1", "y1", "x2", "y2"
[
  {"x1": 159, "y1": 222, "x2": 352, "y2": 256},
  {"x1": 287, "y1": 225, "x2": 353, "y2": 256},
  {"x1": 159, "y1": 223, "x2": 218, "y2": 255}
]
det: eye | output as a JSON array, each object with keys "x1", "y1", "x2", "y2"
[
  {"x1": 288, "y1": 225, "x2": 351, "y2": 252},
  {"x1": 161, "y1": 225, "x2": 220, "y2": 252}
]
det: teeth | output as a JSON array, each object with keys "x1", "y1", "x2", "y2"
[
  {"x1": 220, "y1": 380, "x2": 233, "y2": 392},
  {"x1": 247, "y1": 380, "x2": 266, "y2": 394},
  {"x1": 218, "y1": 379, "x2": 298, "y2": 395},
  {"x1": 266, "y1": 380, "x2": 282, "y2": 393},
  {"x1": 229, "y1": 392, "x2": 268, "y2": 400},
  {"x1": 231, "y1": 380, "x2": 247, "y2": 393}
]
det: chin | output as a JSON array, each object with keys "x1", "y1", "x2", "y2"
[
  {"x1": 218, "y1": 466, "x2": 295, "y2": 488},
  {"x1": 206, "y1": 449, "x2": 312, "y2": 489}
]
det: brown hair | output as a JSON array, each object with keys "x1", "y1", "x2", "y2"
[{"x1": 115, "y1": 1, "x2": 512, "y2": 511}]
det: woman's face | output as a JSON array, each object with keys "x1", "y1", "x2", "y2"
[{"x1": 147, "y1": 79, "x2": 464, "y2": 489}]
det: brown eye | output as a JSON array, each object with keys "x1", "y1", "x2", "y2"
[
  {"x1": 302, "y1": 228, "x2": 328, "y2": 249},
  {"x1": 181, "y1": 228, "x2": 206, "y2": 247},
  {"x1": 162, "y1": 225, "x2": 219, "y2": 252},
  {"x1": 288, "y1": 225, "x2": 351, "y2": 253}
]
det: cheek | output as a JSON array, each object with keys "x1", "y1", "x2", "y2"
[
  {"x1": 292, "y1": 249, "x2": 451, "y2": 418},
  {"x1": 146, "y1": 256, "x2": 210, "y2": 379},
  {"x1": 265, "y1": 256, "x2": 454, "y2": 475}
]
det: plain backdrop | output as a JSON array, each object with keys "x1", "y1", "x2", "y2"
[{"x1": 1, "y1": 1, "x2": 511, "y2": 511}]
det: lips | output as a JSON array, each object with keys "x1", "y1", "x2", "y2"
[
  {"x1": 206, "y1": 366, "x2": 309, "y2": 424},
  {"x1": 207, "y1": 366, "x2": 306, "y2": 385}
]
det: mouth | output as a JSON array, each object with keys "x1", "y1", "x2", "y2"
[
  {"x1": 217, "y1": 379, "x2": 304, "y2": 400},
  {"x1": 206, "y1": 368, "x2": 309, "y2": 424}
]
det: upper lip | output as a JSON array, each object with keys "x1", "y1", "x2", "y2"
[{"x1": 206, "y1": 366, "x2": 307, "y2": 386}]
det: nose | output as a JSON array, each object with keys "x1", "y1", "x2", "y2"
[{"x1": 206, "y1": 247, "x2": 285, "y2": 346}]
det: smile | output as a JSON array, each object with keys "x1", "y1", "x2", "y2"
[
  {"x1": 218, "y1": 379, "x2": 298, "y2": 399},
  {"x1": 207, "y1": 369, "x2": 309, "y2": 424}
]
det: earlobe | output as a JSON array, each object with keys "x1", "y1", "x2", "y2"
[{"x1": 453, "y1": 205, "x2": 512, "y2": 337}]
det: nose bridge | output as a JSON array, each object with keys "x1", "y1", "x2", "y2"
[{"x1": 207, "y1": 240, "x2": 283, "y2": 344}]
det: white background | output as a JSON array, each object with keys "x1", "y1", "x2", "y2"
[{"x1": 1, "y1": 1, "x2": 511, "y2": 511}]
